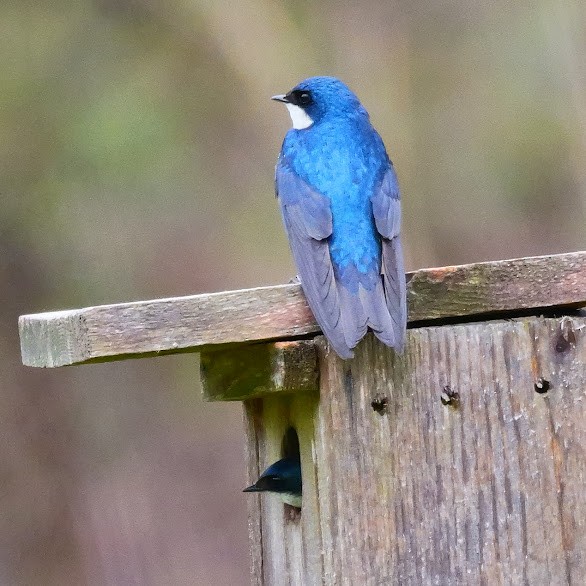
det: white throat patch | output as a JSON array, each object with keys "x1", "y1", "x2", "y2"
[
  {"x1": 280, "y1": 492, "x2": 302, "y2": 508},
  {"x1": 285, "y1": 103, "x2": 313, "y2": 130}
]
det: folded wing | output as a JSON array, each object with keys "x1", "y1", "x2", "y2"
[
  {"x1": 370, "y1": 164, "x2": 407, "y2": 351},
  {"x1": 276, "y1": 160, "x2": 354, "y2": 358}
]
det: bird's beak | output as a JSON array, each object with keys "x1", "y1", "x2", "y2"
[
  {"x1": 271, "y1": 94, "x2": 289, "y2": 103},
  {"x1": 243, "y1": 484, "x2": 261, "y2": 493}
]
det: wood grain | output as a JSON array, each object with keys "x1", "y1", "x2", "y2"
[
  {"x1": 201, "y1": 340, "x2": 318, "y2": 401},
  {"x1": 19, "y1": 251, "x2": 586, "y2": 367},
  {"x1": 244, "y1": 316, "x2": 586, "y2": 584}
]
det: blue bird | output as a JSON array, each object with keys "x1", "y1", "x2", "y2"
[
  {"x1": 243, "y1": 458, "x2": 302, "y2": 508},
  {"x1": 272, "y1": 76, "x2": 407, "y2": 359}
]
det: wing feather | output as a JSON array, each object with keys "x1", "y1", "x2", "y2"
[
  {"x1": 276, "y1": 161, "x2": 354, "y2": 358},
  {"x1": 371, "y1": 165, "x2": 407, "y2": 351}
]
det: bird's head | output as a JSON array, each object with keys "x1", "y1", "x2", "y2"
[
  {"x1": 272, "y1": 76, "x2": 366, "y2": 130},
  {"x1": 243, "y1": 457, "x2": 302, "y2": 507}
]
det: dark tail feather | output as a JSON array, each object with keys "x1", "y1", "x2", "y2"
[
  {"x1": 337, "y1": 277, "x2": 398, "y2": 353},
  {"x1": 298, "y1": 235, "x2": 406, "y2": 359},
  {"x1": 337, "y1": 285, "x2": 368, "y2": 350},
  {"x1": 359, "y1": 280, "x2": 397, "y2": 348},
  {"x1": 336, "y1": 236, "x2": 407, "y2": 354}
]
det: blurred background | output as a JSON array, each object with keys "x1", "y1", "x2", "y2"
[{"x1": 2, "y1": 0, "x2": 585, "y2": 583}]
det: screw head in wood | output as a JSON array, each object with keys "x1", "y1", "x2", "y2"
[{"x1": 440, "y1": 385, "x2": 460, "y2": 408}]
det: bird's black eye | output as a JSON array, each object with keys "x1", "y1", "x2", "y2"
[
  {"x1": 298, "y1": 91, "x2": 312, "y2": 105},
  {"x1": 288, "y1": 89, "x2": 313, "y2": 107}
]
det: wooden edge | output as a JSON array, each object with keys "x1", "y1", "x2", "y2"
[
  {"x1": 200, "y1": 340, "x2": 318, "y2": 401},
  {"x1": 19, "y1": 250, "x2": 586, "y2": 367}
]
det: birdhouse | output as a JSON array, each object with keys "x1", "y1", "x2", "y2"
[{"x1": 19, "y1": 251, "x2": 586, "y2": 584}]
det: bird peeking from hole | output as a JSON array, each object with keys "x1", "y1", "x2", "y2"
[
  {"x1": 243, "y1": 457, "x2": 302, "y2": 508},
  {"x1": 272, "y1": 77, "x2": 407, "y2": 359}
]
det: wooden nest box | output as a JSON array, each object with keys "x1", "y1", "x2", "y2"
[{"x1": 19, "y1": 252, "x2": 586, "y2": 585}]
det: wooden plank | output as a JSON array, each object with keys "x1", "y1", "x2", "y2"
[
  {"x1": 201, "y1": 340, "x2": 317, "y2": 401},
  {"x1": 19, "y1": 285, "x2": 315, "y2": 368},
  {"x1": 244, "y1": 315, "x2": 586, "y2": 584},
  {"x1": 19, "y1": 251, "x2": 586, "y2": 367}
]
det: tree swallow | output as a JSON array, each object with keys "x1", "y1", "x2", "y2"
[
  {"x1": 243, "y1": 457, "x2": 302, "y2": 508},
  {"x1": 272, "y1": 76, "x2": 406, "y2": 359}
]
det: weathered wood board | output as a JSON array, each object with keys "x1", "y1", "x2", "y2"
[
  {"x1": 201, "y1": 341, "x2": 318, "y2": 401},
  {"x1": 19, "y1": 251, "x2": 586, "y2": 367},
  {"x1": 243, "y1": 316, "x2": 586, "y2": 585}
]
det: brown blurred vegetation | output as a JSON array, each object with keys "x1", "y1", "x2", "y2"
[{"x1": 1, "y1": 0, "x2": 585, "y2": 584}]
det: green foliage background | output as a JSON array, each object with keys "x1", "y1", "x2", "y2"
[{"x1": 1, "y1": 1, "x2": 584, "y2": 583}]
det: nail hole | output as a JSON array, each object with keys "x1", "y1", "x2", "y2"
[
  {"x1": 371, "y1": 394, "x2": 388, "y2": 415},
  {"x1": 534, "y1": 377, "x2": 550, "y2": 394}
]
